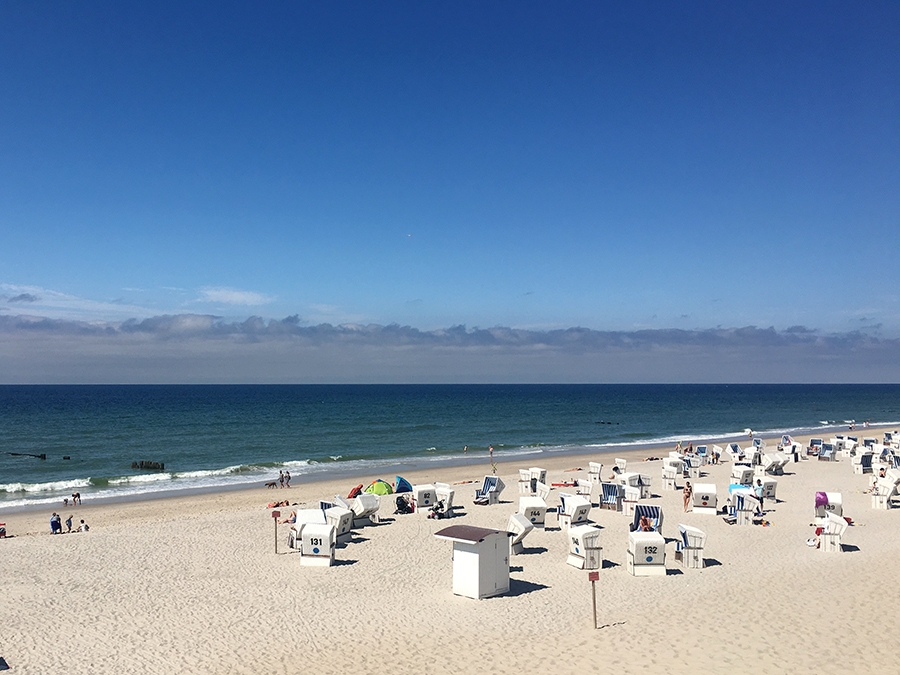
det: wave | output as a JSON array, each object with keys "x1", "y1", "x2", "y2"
[{"x1": 3, "y1": 420, "x2": 898, "y2": 512}]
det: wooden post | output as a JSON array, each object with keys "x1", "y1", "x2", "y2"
[
  {"x1": 589, "y1": 571, "x2": 599, "y2": 628},
  {"x1": 272, "y1": 511, "x2": 280, "y2": 554}
]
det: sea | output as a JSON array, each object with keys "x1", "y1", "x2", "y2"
[{"x1": 2, "y1": 384, "x2": 898, "y2": 512}]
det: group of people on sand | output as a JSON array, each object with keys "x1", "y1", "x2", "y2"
[{"x1": 50, "y1": 512, "x2": 89, "y2": 534}]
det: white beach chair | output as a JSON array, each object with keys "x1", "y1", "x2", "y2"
[
  {"x1": 324, "y1": 506, "x2": 354, "y2": 544},
  {"x1": 820, "y1": 511, "x2": 848, "y2": 553},
  {"x1": 814, "y1": 492, "x2": 842, "y2": 523},
  {"x1": 588, "y1": 462, "x2": 604, "y2": 484},
  {"x1": 691, "y1": 483, "x2": 717, "y2": 515},
  {"x1": 350, "y1": 492, "x2": 380, "y2": 527},
  {"x1": 288, "y1": 508, "x2": 328, "y2": 549},
  {"x1": 535, "y1": 480, "x2": 552, "y2": 501},
  {"x1": 567, "y1": 524, "x2": 603, "y2": 570},
  {"x1": 506, "y1": 513, "x2": 534, "y2": 555},
  {"x1": 529, "y1": 467, "x2": 547, "y2": 485},
  {"x1": 615, "y1": 458, "x2": 627, "y2": 474},
  {"x1": 411, "y1": 484, "x2": 437, "y2": 513},
  {"x1": 730, "y1": 488, "x2": 759, "y2": 525},
  {"x1": 872, "y1": 469, "x2": 900, "y2": 509},
  {"x1": 661, "y1": 465, "x2": 678, "y2": 491},
  {"x1": 629, "y1": 504, "x2": 663, "y2": 535},
  {"x1": 599, "y1": 482, "x2": 621, "y2": 511},
  {"x1": 677, "y1": 524, "x2": 707, "y2": 569},
  {"x1": 434, "y1": 482, "x2": 456, "y2": 518},
  {"x1": 518, "y1": 469, "x2": 534, "y2": 494},
  {"x1": 518, "y1": 495, "x2": 548, "y2": 528},
  {"x1": 731, "y1": 465, "x2": 754, "y2": 486},
  {"x1": 300, "y1": 523, "x2": 336, "y2": 566},
  {"x1": 558, "y1": 493, "x2": 591, "y2": 530},
  {"x1": 626, "y1": 530, "x2": 666, "y2": 576},
  {"x1": 474, "y1": 476, "x2": 505, "y2": 505}
]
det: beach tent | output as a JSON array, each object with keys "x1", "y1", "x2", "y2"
[
  {"x1": 364, "y1": 479, "x2": 393, "y2": 495},
  {"x1": 395, "y1": 476, "x2": 413, "y2": 493}
]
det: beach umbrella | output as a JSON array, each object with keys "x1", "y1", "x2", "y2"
[{"x1": 364, "y1": 479, "x2": 393, "y2": 495}]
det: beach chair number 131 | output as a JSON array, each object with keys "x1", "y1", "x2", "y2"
[{"x1": 309, "y1": 537, "x2": 323, "y2": 546}]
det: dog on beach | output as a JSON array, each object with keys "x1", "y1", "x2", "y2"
[{"x1": 265, "y1": 481, "x2": 278, "y2": 489}]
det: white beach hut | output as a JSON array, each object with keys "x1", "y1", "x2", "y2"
[
  {"x1": 626, "y1": 530, "x2": 666, "y2": 576},
  {"x1": 433, "y1": 525, "x2": 512, "y2": 600},
  {"x1": 566, "y1": 524, "x2": 603, "y2": 570}
]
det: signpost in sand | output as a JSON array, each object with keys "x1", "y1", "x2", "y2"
[
  {"x1": 589, "y1": 571, "x2": 599, "y2": 628},
  {"x1": 272, "y1": 511, "x2": 280, "y2": 554}
]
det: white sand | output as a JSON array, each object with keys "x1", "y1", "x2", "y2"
[{"x1": 1, "y1": 433, "x2": 897, "y2": 674}]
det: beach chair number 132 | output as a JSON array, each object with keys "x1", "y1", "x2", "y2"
[{"x1": 644, "y1": 546, "x2": 658, "y2": 554}]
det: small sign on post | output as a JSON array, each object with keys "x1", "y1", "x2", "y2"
[
  {"x1": 588, "y1": 571, "x2": 599, "y2": 628},
  {"x1": 272, "y1": 511, "x2": 281, "y2": 554}
]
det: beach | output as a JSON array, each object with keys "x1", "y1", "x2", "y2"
[{"x1": 1, "y1": 432, "x2": 896, "y2": 674}]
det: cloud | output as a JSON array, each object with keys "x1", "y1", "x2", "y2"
[
  {"x1": 2, "y1": 313, "x2": 900, "y2": 383},
  {"x1": 0, "y1": 284, "x2": 160, "y2": 321},
  {"x1": 8, "y1": 293, "x2": 40, "y2": 303},
  {"x1": 197, "y1": 287, "x2": 274, "y2": 306}
]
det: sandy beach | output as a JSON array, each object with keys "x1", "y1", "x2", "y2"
[{"x1": 1, "y1": 432, "x2": 897, "y2": 674}]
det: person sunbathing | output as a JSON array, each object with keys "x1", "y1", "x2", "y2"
[
  {"x1": 277, "y1": 511, "x2": 296, "y2": 524},
  {"x1": 639, "y1": 515, "x2": 653, "y2": 531}
]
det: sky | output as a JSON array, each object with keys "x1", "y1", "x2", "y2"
[{"x1": 2, "y1": 2, "x2": 899, "y2": 383}]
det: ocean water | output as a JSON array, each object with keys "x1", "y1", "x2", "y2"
[{"x1": 2, "y1": 384, "x2": 898, "y2": 511}]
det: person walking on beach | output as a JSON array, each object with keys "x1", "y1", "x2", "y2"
[
  {"x1": 284, "y1": 471, "x2": 291, "y2": 488},
  {"x1": 66, "y1": 515, "x2": 73, "y2": 533},
  {"x1": 683, "y1": 482, "x2": 693, "y2": 512},
  {"x1": 754, "y1": 479, "x2": 765, "y2": 514},
  {"x1": 279, "y1": 471, "x2": 284, "y2": 488}
]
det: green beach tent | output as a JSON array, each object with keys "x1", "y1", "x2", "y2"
[{"x1": 364, "y1": 479, "x2": 393, "y2": 495}]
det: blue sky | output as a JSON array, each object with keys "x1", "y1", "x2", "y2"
[{"x1": 2, "y1": 2, "x2": 899, "y2": 382}]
